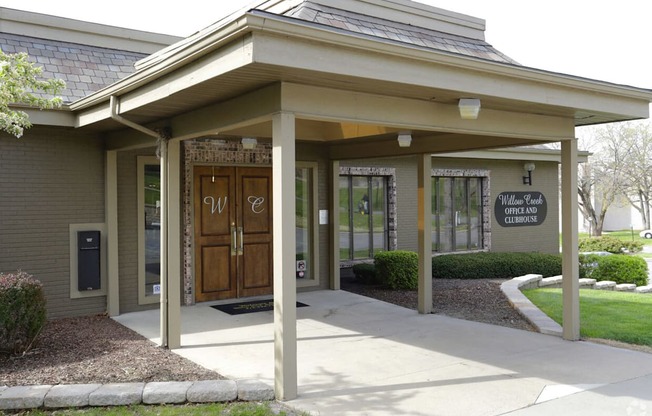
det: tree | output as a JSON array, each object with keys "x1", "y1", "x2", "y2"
[
  {"x1": 0, "y1": 49, "x2": 65, "y2": 138},
  {"x1": 602, "y1": 121, "x2": 652, "y2": 229},
  {"x1": 573, "y1": 130, "x2": 624, "y2": 236}
]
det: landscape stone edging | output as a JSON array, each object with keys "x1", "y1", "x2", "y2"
[
  {"x1": 501, "y1": 274, "x2": 562, "y2": 336},
  {"x1": 502, "y1": 274, "x2": 652, "y2": 338},
  {"x1": 0, "y1": 379, "x2": 274, "y2": 411}
]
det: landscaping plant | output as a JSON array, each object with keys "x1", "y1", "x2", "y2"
[
  {"x1": 0, "y1": 270, "x2": 47, "y2": 354},
  {"x1": 374, "y1": 250, "x2": 418, "y2": 289}
]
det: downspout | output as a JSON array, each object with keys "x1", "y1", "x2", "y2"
[
  {"x1": 109, "y1": 95, "x2": 160, "y2": 139},
  {"x1": 110, "y1": 95, "x2": 172, "y2": 349}
]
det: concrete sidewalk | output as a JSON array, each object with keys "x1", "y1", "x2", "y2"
[{"x1": 114, "y1": 290, "x2": 652, "y2": 416}]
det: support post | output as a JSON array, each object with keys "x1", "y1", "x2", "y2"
[
  {"x1": 417, "y1": 154, "x2": 433, "y2": 314},
  {"x1": 330, "y1": 160, "x2": 341, "y2": 290},
  {"x1": 166, "y1": 138, "x2": 182, "y2": 349},
  {"x1": 272, "y1": 112, "x2": 298, "y2": 400},
  {"x1": 106, "y1": 150, "x2": 120, "y2": 317},
  {"x1": 159, "y1": 137, "x2": 169, "y2": 348},
  {"x1": 561, "y1": 138, "x2": 580, "y2": 340}
]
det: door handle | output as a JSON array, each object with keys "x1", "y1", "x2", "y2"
[
  {"x1": 231, "y1": 224, "x2": 237, "y2": 256},
  {"x1": 237, "y1": 226, "x2": 244, "y2": 255}
]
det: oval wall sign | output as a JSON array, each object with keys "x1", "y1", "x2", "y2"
[{"x1": 494, "y1": 192, "x2": 547, "y2": 227}]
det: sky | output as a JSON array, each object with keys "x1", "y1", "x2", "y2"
[{"x1": 0, "y1": 0, "x2": 650, "y2": 89}]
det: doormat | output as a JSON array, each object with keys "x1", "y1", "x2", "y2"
[{"x1": 211, "y1": 299, "x2": 308, "y2": 315}]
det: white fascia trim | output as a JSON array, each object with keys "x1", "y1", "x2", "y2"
[
  {"x1": 71, "y1": 10, "x2": 652, "y2": 117},
  {"x1": 435, "y1": 147, "x2": 590, "y2": 163}
]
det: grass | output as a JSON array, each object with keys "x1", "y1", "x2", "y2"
[
  {"x1": 13, "y1": 402, "x2": 304, "y2": 415},
  {"x1": 522, "y1": 288, "x2": 652, "y2": 346}
]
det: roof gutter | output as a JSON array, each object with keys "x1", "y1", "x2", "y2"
[{"x1": 110, "y1": 95, "x2": 160, "y2": 138}]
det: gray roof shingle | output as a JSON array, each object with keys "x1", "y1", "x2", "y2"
[
  {"x1": 0, "y1": 32, "x2": 148, "y2": 103},
  {"x1": 283, "y1": 2, "x2": 520, "y2": 65}
]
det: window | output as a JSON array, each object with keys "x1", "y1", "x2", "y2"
[
  {"x1": 339, "y1": 175, "x2": 388, "y2": 260},
  {"x1": 296, "y1": 162, "x2": 319, "y2": 287},
  {"x1": 138, "y1": 156, "x2": 161, "y2": 304},
  {"x1": 432, "y1": 175, "x2": 485, "y2": 253}
]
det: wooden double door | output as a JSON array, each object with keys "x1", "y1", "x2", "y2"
[{"x1": 194, "y1": 166, "x2": 273, "y2": 302}]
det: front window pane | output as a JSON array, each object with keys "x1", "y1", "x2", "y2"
[
  {"x1": 339, "y1": 176, "x2": 351, "y2": 260},
  {"x1": 296, "y1": 167, "x2": 311, "y2": 279},
  {"x1": 371, "y1": 176, "x2": 387, "y2": 255},
  {"x1": 469, "y1": 178, "x2": 482, "y2": 249},
  {"x1": 454, "y1": 178, "x2": 469, "y2": 251},
  {"x1": 352, "y1": 176, "x2": 370, "y2": 259},
  {"x1": 438, "y1": 178, "x2": 453, "y2": 252},
  {"x1": 144, "y1": 164, "x2": 161, "y2": 297}
]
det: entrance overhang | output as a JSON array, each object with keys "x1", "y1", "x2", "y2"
[{"x1": 72, "y1": 2, "x2": 652, "y2": 403}]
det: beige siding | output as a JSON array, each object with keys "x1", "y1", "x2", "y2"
[{"x1": 0, "y1": 127, "x2": 106, "y2": 318}]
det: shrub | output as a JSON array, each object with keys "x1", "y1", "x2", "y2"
[
  {"x1": 432, "y1": 252, "x2": 562, "y2": 279},
  {"x1": 352, "y1": 263, "x2": 378, "y2": 284},
  {"x1": 587, "y1": 254, "x2": 648, "y2": 286},
  {"x1": 374, "y1": 250, "x2": 418, "y2": 290},
  {"x1": 0, "y1": 271, "x2": 47, "y2": 354},
  {"x1": 578, "y1": 235, "x2": 642, "y2": 254}
]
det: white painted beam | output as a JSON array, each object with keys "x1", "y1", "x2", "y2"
[
  {"x1": 105, "y1": 150, "x2": 120, "y2": 317},
  {"x1": 418, "y1": 154, "x2": 433, "y2": 314},
  {"x1": 166, "y1": 138, "x2": 182, "y2": 350},
  {"x1": 561, "y1": 138, "x2": 580, "y2": 340},
  {"x1": 272, "y1": 111, "x2": 298, "y2": 400}
]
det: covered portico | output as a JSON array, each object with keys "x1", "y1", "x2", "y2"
[{"x1": 70, "y1": 0, "x2": 651, "y2": 400}]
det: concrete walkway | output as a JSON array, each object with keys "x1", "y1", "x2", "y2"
[{"x1": 112, "y1": 290, "x2": 652, "y2": 416}]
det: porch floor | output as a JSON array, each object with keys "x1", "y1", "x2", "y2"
[{"x1": 114, "y1": 290, "x2": 652, "y2": 416}]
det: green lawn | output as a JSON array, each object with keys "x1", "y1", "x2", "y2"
[
  {"x1": 17, "y1": 402, "x2": 302, "y2": 415},
  {"x1": 522, "y1": 288, "x2": 652, "y2": 346}
]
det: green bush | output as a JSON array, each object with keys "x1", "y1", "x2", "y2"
[
  {"x1": 374, "y1": 250, "x2": 418, "y2": 290},
  {"x1": 432, "y1": 252, "x2": 562, "y2": 279},
  {"x1": 579, "y1": 235, "x2": 643, "y2": 254},
  {"x1": 0, "y1": 271, "x2": 47, "y2": 354},
  {"x1": 352, "y1": 263, "x2": 378, "y2": 284},
  {"x1": 586, "y1": 254, "x2": 648, "y2": 286}
]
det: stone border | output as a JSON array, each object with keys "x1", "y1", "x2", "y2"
[
  {"x1": 0, "y1": 379, "x2": 274, "y2": 411},
  {"x1": 502, "y1": 274, "x2": 652, "y2": 337}
]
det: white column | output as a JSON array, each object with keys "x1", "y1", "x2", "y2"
[
  {"x1": 417, "y1": 154, "x2": 433, "y2": 314},
  {"x1": 105, "y1": 150, "x2": 120, "y2": 317},
  {"x1": 330, "y1": 160, "x2": 341, "y2": 290},
  {"x1": 159, "y1": 138, "x2": 169, "y2": 348},
  {"x1": 166, "y1": 138, "x2": 182, "y2": 349},
  {"x1": 561, "y1": 138, "x2": 580, "y2": 340},
  {"x1": 272, "y1": 112, "x2": 298, "y2": 400}
]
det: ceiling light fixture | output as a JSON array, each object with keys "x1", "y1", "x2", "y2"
[
  {"x1": 397, "y1": 132, "x2": 412, "y2": 148},
  {"x1": 458, "y1": 98, "x2": 481, "y2": 120}
]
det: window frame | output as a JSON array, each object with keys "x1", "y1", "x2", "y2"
[
  {"x1": 296, "y1": 161, "x2": 320, "y2": 288},
  {"x1": 432, "y1": 169, "x2": 491, "y2": 254},
  {"x1": 338, "y1": 167, "x2": 396, "y2": 262},
  {"x1": 137, "y1": 156, "x2": 160, "y2": 305}
]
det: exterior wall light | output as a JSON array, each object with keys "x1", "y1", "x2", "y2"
[
  {"x1": 458, "y1": 98, "x2": 481, "y2": 119},
  {"x1": 397, "y1": 132, "x2": 412, "y2": 147},
  {"x1": 241, "y1": 137, "x2": 257, "y2": 150},
  {"x1": 523, "y1": 162, "x2": 535, "y2": 185}
]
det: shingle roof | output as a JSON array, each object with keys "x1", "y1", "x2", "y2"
[
  {"x1": 282, "y1": 2, "x2": 520, "y2": 65},
  {"x1": 0, "y1": 32, "x2": 148, "y2": 103}
]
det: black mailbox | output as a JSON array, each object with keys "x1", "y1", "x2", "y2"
[{"x1": 78, "y1": 230, "x2": 101, "y2": 291}]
